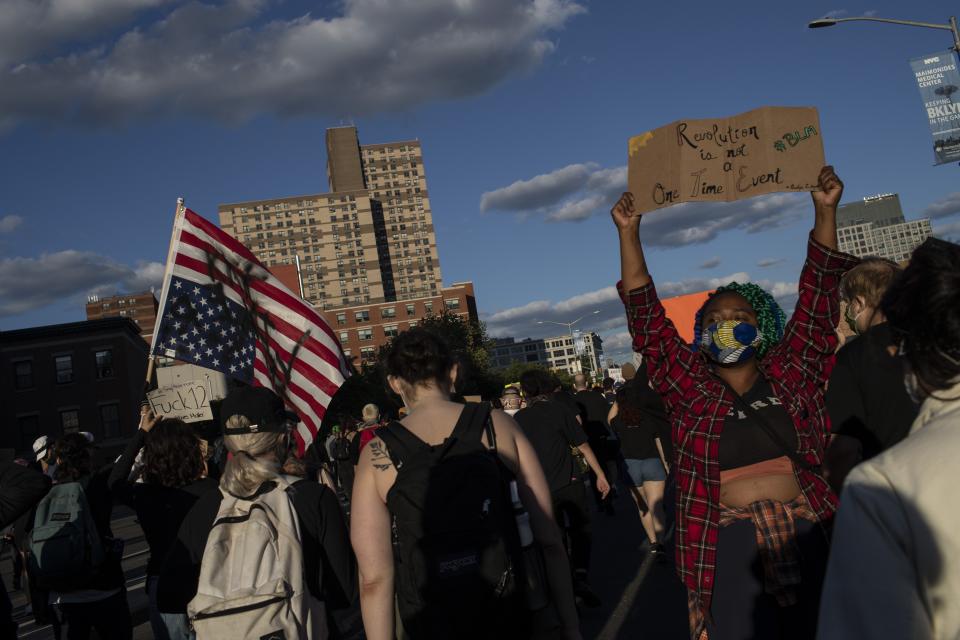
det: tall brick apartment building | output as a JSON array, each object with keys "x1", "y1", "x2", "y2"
[{"x1": 218, "y1": 127, "x2": 477, "y2": 367}]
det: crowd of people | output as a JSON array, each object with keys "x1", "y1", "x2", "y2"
[{"x1": 1, "y1": 163, "x2": 958, "y2": 639}]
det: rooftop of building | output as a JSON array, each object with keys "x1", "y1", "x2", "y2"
[
  {"x1": 0, "y1": 317, "x2": 146, "y2": 344},
  {"x1": 86, "y1": 290, "x2": 158, "y2": 303}
]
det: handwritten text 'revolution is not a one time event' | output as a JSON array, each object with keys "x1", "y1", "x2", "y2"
[{"x1": 627, "y1": 106, "x2": 826, "y2": 215}]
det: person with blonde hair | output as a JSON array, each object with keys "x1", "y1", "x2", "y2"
[
  {"x1": 361, "y1": 404, "x2": 381, "y2": 425},
  {"x1": 160, "y1": 387, "x2": 356, "y2": 638},
  {"x1": 826, "y1": 256, "x2": 916, "y2": 489}
]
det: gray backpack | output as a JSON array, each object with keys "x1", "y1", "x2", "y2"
[
  {"x1": 27, "y1": 481, "x2": 104, "y2": 590},
  {"x1": 188, "y1": 476, "x2": 327, "y2": 639}
]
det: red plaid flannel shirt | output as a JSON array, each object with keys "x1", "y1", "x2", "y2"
[{"x1": 618, "y1": 234, "x2": 858, "y2": 619}]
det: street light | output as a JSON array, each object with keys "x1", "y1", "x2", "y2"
[
  {"x1": 537, "y1": 310, "x2": 600, "y2": 376},
  {"x1": 808, "y1": 14, "x2": 960, "y2": 53}
]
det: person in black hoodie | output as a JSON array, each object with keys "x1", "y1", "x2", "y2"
[
  {"x1": 109, "y1": 407, "x2": 217, "y2": 640},
  {"x1": 0, "y1": 461, "x2": 50, "y2": 637},
  {"x1": 20, "y1": 433, "x2": 131, "y2": 640},
  {"x1": 159, "y1": 387, "x2": 357, "y2": 637}
]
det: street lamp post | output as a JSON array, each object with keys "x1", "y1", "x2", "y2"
[
  {"x1": 808, "y1": 14, "x2": 960, "y2": 53},
  {"x1": 538, "y1": 310, "x2": 600, "y2": 376}
]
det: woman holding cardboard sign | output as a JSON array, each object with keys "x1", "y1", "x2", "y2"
[{"x1": 611, "y1": 166, "x2": 857, "y2": 640}]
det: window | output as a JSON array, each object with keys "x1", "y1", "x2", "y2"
[
  {"x1": 358, "y1": 328, "x2": 373, "y2": 341},
  {"x1": 18, "y1": 415, "x2": 39, "y2": 446},
  {"x1": 336, "y1": 313, "x2": 346, "y2": 325},
  {"x1": 339, "y1": 331, "x2": 350, "y2": 343},
  {"x1": 360, "y1": 347, "x2": 376, "y2": 360},
  {"x1": 55, "y1": 355, "x2": 73, "y2": 384},
  {"x1": 14, "y1": 361, "x2": 33, "y2": 390},
  {"x1": 445, "y1": 298, "x2": 460, "y2": 310},
  {"x1": 424, "y1": 302, "x2": 433, "y2": 314},
  {"x1": 355, "y1": 310, "x2": 370, "y2": 322},
  {"x1": 526, "y1": 354, "x2": 540, "y2": 363},
  {"x1": 95, "y1": 349, "x2": 113, "y2": 379},
  {"x1": 100, "y1": 404, "x2": 120, "y2": 439},
  {"x1": 60, "y1": 410, "x2": 80, "y2": 434},
  {"x1": 405, "y1": 303, "x2": 415, "y2": 316},
  {"x1": 381, "y1": 307, "x2": 396, "y2": 319},
  {"x1": 384, "y1": 325, "x2": 399, "y2": 338}
]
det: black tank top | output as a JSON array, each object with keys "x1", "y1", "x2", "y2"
[{"x1": 719, "y1": 377, "x2": 798, "y2": 471}]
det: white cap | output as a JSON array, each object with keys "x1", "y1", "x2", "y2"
[{"x1": 32, "y1": 435, "x2": 50, "y2": 462}]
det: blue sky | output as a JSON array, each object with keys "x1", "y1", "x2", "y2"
[{"x1": 1, "y1": 0, "x2": 959, "y2": 364}]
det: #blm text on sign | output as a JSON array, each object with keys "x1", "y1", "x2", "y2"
[
  {"x1": 627, "y1": 106, "x2": 825, "y2": 215},
  {"x1": 147, "y1": 380, "x2": 214, "y2": 423}
]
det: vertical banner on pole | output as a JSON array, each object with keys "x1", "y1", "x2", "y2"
[{"x1": 910, "y1": 50, "x2": 960, "y2": 165}]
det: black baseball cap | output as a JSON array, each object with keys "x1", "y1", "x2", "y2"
[{"x1": 220, "y1": 387, "x2": 290, "y2": 435}]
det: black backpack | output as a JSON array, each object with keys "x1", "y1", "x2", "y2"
[
  {"x1": 378, "y1": 403, "x2": 531, "y2": 639},
  {"x1": 330, "y1": 435, "x2": 352, "y2": 462}
]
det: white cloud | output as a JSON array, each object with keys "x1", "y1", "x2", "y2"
[
  {"x1": 481, "y1": 163, "x2": 626, "y2": 223},
  {"x1": 601, "y1": 330, "x2": 632, "y2": 352},
  {"x1": 0, "y1": 250, "x2": 164, "y2": 316},
  {"x1": 0, "y1": 0, "x2": 174, "y2": 66},
  {"x1": 0, "y1": 0, "x2": 585, "y2": 129},
  {"x1": 933, "y1": 218, "x2": 960, "y2": 241},
  {"x1": 698, "y1": 257, "x2": 721, "y2": 270},
  {"x1": 480, "y1": 163, "x2": 597, "y2": 212},
  {"x1": 486, "y1": 299, "x2": 551, "y2": 323},
  {"x1": 482, "y1": 160, "x2": 809, "y2": 244},
  {"x1": 757, "y1": 257, "x2": 785, "y2": 268},
  {"x1": 823, "y1": 9, "x2": 849, "y2": 19},
  {"x1": 0, "y1": 214, "x2": 23, "y2": 233},
  {"x1": 922, "y1": 192, "x2": 960, "y2": 219},
  {"x1": 638, "y1": 192, "x2": 808, "y2": 247}
]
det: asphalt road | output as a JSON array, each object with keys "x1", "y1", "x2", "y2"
[{"x1": 4, "y1": 485, "x2": 689, "y2": 639}]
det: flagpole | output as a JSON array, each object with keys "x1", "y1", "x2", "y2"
[{"x1": 146, "y1": 197, "x2": 186, "y2": 388}]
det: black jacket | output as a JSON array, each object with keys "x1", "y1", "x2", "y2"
[
  {"x1": 0, "y1": 463, "x2": 50, "y2": 528},
  {"x1": 158, "y1": 477, "x2": 357, "y2": 623},
  {"x1": 108, "y1": 429, "x2": 219, "y2": 577}
]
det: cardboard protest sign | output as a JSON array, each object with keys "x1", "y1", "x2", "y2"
[
  {"x1": 627, "y1": 106, "x2": 825, "y2": 215},
  {"x1": 147, "y1": 380, "x2": 214, "y2": 423}
]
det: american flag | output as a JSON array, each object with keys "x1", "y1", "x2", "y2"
[{"x1": 151, "y1": 207, "x2": 350, "y2": 452}]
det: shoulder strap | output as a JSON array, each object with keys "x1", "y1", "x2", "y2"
[
  {"x1": 717, "y1": 377, "x2": 818, "y2": 472},
  {"x1": 376, "y1": 421, "x2": 423, "y2": 468},
  {"x1": 452, "y1": 402, "x2": 491, "y2": 447}
]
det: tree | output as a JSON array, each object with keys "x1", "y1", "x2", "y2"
[
  {"x1": 416, "y1": 311, "x2": 501, "y2": 399},
  {"x1": 321, "y1": 311, "x2": 500, "y2": 435}
]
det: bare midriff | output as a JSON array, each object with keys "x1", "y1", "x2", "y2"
[{"x1": 719, "y1": 456, "x2": 801, "y2": 508}]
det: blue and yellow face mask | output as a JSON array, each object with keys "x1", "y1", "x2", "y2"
[{"x1": 699, "y1": 320, "x2": 763, "y2": 364}]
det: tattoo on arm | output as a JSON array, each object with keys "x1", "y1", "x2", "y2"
[{"x1": 368, "y1": 441, "x2": 393, "y2": 471}]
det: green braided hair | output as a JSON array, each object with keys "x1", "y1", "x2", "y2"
[{"x1": 692, "y1": 282, "x2": 787, "y2": 359}]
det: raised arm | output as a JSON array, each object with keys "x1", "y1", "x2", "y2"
[
  {"x1": 612, "y1": 192, "x2": 707, "y2": 408},
  {"x1": 108, "y1": 405, "x2": 159, "y2": 505},
  {"x1": 612, "y1": 192, "x2": 651, "y2": 291},
  {"x1": 778, "y1": 167, "x2": 859, "y2": 384}
]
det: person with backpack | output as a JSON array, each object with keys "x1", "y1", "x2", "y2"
[
  {"x1": 0, "y1": 460, "x2": 51, "y2": 637},
  {"x1": 108, "y1": 407, "x2": 218, "y2": 640},
  {"x1": 21, "y1": 433, "x2": 132, "y2": 640},
  {"x1": 350, "y1": 328, "x2": 582, "y2": 640},
  {"x1": 159, "y1": 386, "x2": 356, "y2": 639}
]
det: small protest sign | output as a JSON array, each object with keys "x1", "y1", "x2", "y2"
[
  {"x1": 147, "y1": 381, "x2": 213, "y2": 423},
  {"x1": 627, "y1": 106, "x2": 825, "y2": 215},
  {"x1": 910, "y1": 51, "x2": 960, "y2": 165}
]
